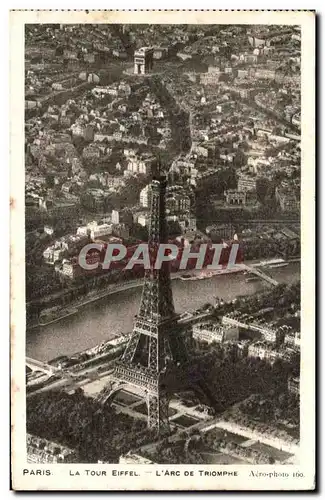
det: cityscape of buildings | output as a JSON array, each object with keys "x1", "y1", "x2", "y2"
[{"x1": 25, "y1": 23, "x2": 301, "y2": 466}]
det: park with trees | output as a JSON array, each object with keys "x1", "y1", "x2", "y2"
[{"x1": 27, "y1": 389, "x2": 156, "y2": 463}]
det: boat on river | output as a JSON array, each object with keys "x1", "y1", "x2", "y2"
[
  {"x1": 179, "y1": 273, "x2": 198, "y2": 281},
  {"x1": 245, "y1": 276, "x2": 261, "y2": 283},
  {"x1": 259, "y1": 258, "x2": 285, "y2": 267},
  {"x1": 38, "y1": 307, "x2": 79, "y2": 327},
  {"x1": 268, "y1": 262, "x2": 289, "y2": 269}
]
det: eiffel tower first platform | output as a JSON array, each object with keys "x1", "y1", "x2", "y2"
[{"x1": 105, "y1": 174, "x2": 193, "y2": 434}]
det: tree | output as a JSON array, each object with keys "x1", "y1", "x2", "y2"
[
  {"x1": 167, "y1": 220, "x2": 182, "y2": 237},
  {"x1": 45, "y1": 174, "x2": 55, "y2": 188},
  {"x1": 256, "y1": 177, "x2": 271, "y2": 204},
  {"x1": 130, "y1": 223, "x2": 148, "y2": 242}
]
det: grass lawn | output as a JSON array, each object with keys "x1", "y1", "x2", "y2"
[
  {"x1": 113, "y1": 390, "x2": 143, "y2": 406},
  {"x1": 200, "y1": 452, "x2": 249, "y2": 465},
  {"x1": 248, "y1": 441, "x2": 293, "y2": 461},
  {"x1": 172, "y1": 415, "x2": 200, "y2": 428}
]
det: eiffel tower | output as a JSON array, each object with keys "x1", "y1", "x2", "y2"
[{"x1": 111, "y1": 174, "x2": 189, "y2": 434}]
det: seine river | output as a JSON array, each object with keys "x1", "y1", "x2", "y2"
[{"x1": 26, "y1": 262, "x2": 300, "y2": 362}]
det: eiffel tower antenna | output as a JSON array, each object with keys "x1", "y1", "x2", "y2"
[{"x1": 152, "y1": 154, "x2": 163, "y2": 179}]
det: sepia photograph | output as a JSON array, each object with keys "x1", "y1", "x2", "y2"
[{"x1": 10, "y1": 9, "x2": 315, "y2": 491}]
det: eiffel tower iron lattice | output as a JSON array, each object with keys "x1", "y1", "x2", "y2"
[{"x1": 112, "y1": 174, "x2": 189, "y2": 434}]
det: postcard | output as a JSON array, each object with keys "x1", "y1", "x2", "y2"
[{"x1": 10, "y1": 9, "x2": 315, "y2": 491}]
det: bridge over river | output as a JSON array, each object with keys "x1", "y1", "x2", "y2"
[
  {"x1": 244, "y1": 264, "x2": 279, "y2": 287},
  {"x1": 26, "y1": 357, "x2": 60, "y2": 375}
]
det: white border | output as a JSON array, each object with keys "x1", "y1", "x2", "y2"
[{"x1": 8, "y1": 7, "x2": 316, "y2": 493}]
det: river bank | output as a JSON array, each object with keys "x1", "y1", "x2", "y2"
[
  {"x1": 26, "y1": 261, "x2": 300, "y2": 362},
  {"x1": 29, "y1": 257, "x2": 300, "y2": 330},
  {"x1": 27, "y1": 265, "x2": 244, "y2": 330}
]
